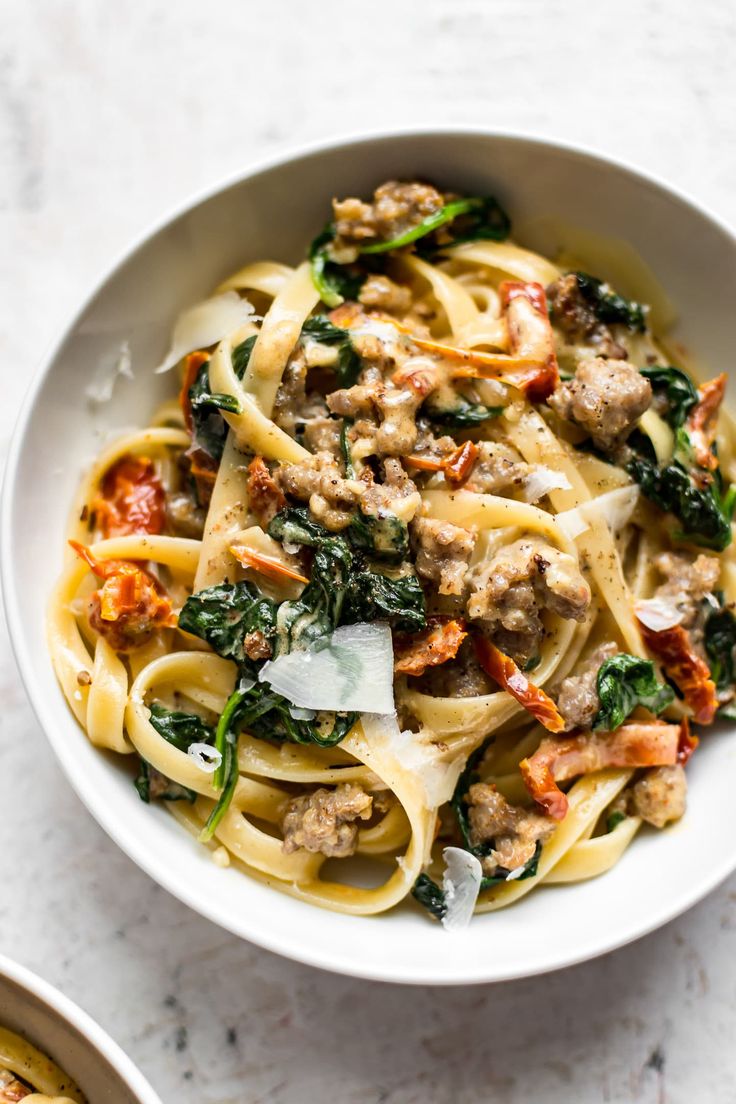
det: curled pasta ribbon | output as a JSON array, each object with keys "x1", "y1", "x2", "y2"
[{"x1": 0, "y1": 1027, "x2": 84, "y2": 1103}]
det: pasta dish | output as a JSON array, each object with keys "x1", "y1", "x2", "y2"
[
  {"x1": 48, "y1": 179, "x2": 736, "y2": 927},
  {"x1": 0, "y1": 1026, "x2": 84, "y2": 1102}
]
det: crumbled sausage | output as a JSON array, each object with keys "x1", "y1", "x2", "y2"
[
  {"x1": 411, "y1": 516, "x2": 477, "y2": 596},
  {"x1": 331, "y1": 181, "x2": 444, "y2": 261},
  {"x1": 281, "y1": 784, "x2": 373, "y2": 857},
  {"x1": 275, "y1": 451, "x2": 363, "y2": 531},
  {"x1": 247, "y1": 457, "x2": 287, "y2": 529},
  {"x1": 464, "y1": 441, "x2": 531, "y2": 494},
  {"x1": 360, "y1": 459, "x2": 422, "y2": 524},
  {"x1": 467, "y1": 538, "x2": 591, "y2": 665},
  {"x1": 243, "y1": 630, "x2": 273, "y2": 661},
  {"x1": 629, "y1": 764, "x2": 687, "y2": 828},
  {"x1": 165, "y1": 491, "x2": 207, "y2": 539},
  {"x1": 556, "y1": 641, "x2": 619, "y2": 730},
  {"x1": 416, "y1": 638, "x2": 494, "y2": 697},
  {"x1": 653, "y1": 551, "x2": 720, "y2": 631},
  {"x1": 548, "y1": 357, "x2": 652, "y2": 454},
  {"x1": 302, "y1": 415, "x2": 342, "y2": 456},
  {"x1": 467, "y1": 782, "x2": 554, "y2": 876},
  {"x1": 273, "y1": 348, "x2": 331, "y2": 436},
  {"x1": 547, "y1": 274, "x2": 627, "y2": 359},
  {"x1": 359, "y1": 274, "x2": 413, "y2": 314}
]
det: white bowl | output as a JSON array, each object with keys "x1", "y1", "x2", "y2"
[
  {"x1": 4, "y1": 129, "x2": 736, "y2": 985},
  {"x1": 0, "y1": 954, "x2": 161, "y2": 1103}
]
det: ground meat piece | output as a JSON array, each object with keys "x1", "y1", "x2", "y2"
[
  {"x1": 467, "y1": 538, "x2": 591, "y2": 665},
  {"x1": 247, "y1": 456, "x2": 287, "y2": 529},
  {"x1": 327, "y1": 362, "x2": 439, "y2": 459},
  {"x1": 272, "y1": 348, "x2": 330, "y2": 436},
  {"x1": 302, "y1": 415, "x2": 342, "y2": 456},
  {"x1": 556, "y1": 641, "x2": 619, "y2": 731},
  {"x1": 361, "y1": 459, "x2": 422, "y2": 523},
  {"x1": 374, "y1": 386, "x2": 423, "y2": 455},
  {"x1": 331, "y1": 181, "x2": 444, "y2": 260},
  {"x1": 243, "y1": 630, "x2": 272, "y2": 661},
  {"x1": 411, "y1": 516, "x2": 477, "y2": 596},
  {"x1": 467, "y1": 782, "x2": 554, "y2": 876},
  {"x1": 281, "y1": 784, "x2": 373, "y2": 857},
  {"x1": 653, "y1": 552, "x2": 720, "y2": 631},
  {"x1": 547, "y1": 274, "x2": 628, "y2": 359},
  {"x1": 359, "y1": 274, "x2": 413, "y2": 314},
  {"x1": 417, "y1": 638, "x2": 494, "y2": 697},
  {"x1": 0, "y1": 1071, "x2": 32, "y2": 1103},
  {"x1": 464, "y1": 441, "x2": 531, "y2": 494},
  {"x1": 548, "y1": 357, "x2": 652, "y2": 454},
  {"x1": 629, "y1": 764, "x2": 687, "y2": 828},
  {"x1": 275, "y1": 451, "x2": 363, "y2": 531},
  {"x1": 165, "y1": 491, "x2": 206, "y2": 539}
]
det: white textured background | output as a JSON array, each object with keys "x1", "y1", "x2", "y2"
[{"x1": 2, "y1": 2, "x2": 736, "y2": 1102}]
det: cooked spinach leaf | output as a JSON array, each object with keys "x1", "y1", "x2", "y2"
[
  {"x1": 705, "y1": 604, "x2": 736, "y2": 690},
  {"x1": 423, "y1": 398, "x2": 504, "y2": 429},
  {"x1": 134, "y1": 760, "x2": 196, "y2": 805},
  {"x1": 348, "y1": 511, "x2": 409, "y2": 562},
  {"x1": 301, "y1": 316, "x2": 362, "y2": 386},
  {"x1": 134, "y1": 704, "x2": 214, "y2": 805},
  {"x1": 149, "y1": 703, "x2": 215, "y2": 751},
  {"x1": 308, "y1": 225, "x2": 366, "y2": 308},
  {"x1": 606, "y1": 809, "x2": 627, "y2": 833},
  {"x1": 188, "y1": 360, "x2": 240, "y2": 462},
  {"x1": 344, "y1": 569, "x2": 426, "y2": 631},
  {"x1": 340, "y1": 418, "x2": 355, "y2": 478},
  {"x1": 308, "y1": 195, "x2": 510, "y2": 304},
  {"x1": 573, "y1": 272, "x2": 647, "y2": 332},
  {"x1": 640, "y1": 366, "x2": 698, "y2": 429},
  {"x1": 628, "y1": 452, "x2": 736, "y2": 551},
  {"x1": 593, "y1": 653, "x2": 674, "y2": 731},
  {"x1": 178, "y1": 581, "x2": 277, "y2": 674},
  {"x1": 199, "y1": 686, "x2": 247, "y2": 841},
  {"x1": 451, "y1": 739, "x2": 492, "y2": 858},
  {"x1": 362, "y1": 195, "x2": 510, "y2": 255},
  {"x1": 411, "y1": 873, "x2": 447, "y2": 920},
  {"x1": 232, "y1": 334, "x2": 258, "y2": 379}
]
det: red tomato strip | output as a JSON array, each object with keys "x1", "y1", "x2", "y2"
[
  {"x1": 230, "y1": 545, "x2": 308, "y2": 585},
  {"x1": 520, "y1": 721, "x2": 685, "y2": 821},
  {"x1": 473, "y1": 636, "x2": 565, "y2": 732},
  {"x1": 92, "y1": 455, "x2": 165, "y2": 539},
  {"x1": 179, "y1": 350, "x2": 210, "y2": 434},
  {"x1": 685, "y1": 373, "x2": 727, "y2": 471},
  {"x1": 444, "y1": 441, "x2": 479, "y2": 486},
  {"x1": 638, "y1": 620, "x2": 718, "y2": 724},
  {"x1": 394, "y1": 617, "x2": 468, "y2": 677},
  {"x1": 69, "y1": 541, "x2": 175, "y2": 651},
  {"x1": 246, "y1": 456, "x2": 287, "y2": 529}
]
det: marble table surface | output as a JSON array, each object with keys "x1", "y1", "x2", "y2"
[{"x1": 2, "y1": 1, "x2": 736, "y2": 1101}]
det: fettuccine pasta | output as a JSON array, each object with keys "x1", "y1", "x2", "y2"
[
  {"x1": 49, "y1": 179, "x2": 736, "y2": 927},
  {"x1": 0, "y1": 1026, "x2": 84, "y2": 1103}
]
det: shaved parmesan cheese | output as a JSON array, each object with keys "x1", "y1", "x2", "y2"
[
  {"x1": 361, "y1": 712, "x2": 464, "y2": 809},
  {"x1": 634, "y1": 596, "x2": 685, "y2": 631},
  {"x1": 259, "y1": 623, "x2": 394, "y2": 714},
  {"x1": 523, "y1": 466, "x2": 572, "y2": 503},
  {"x1": 441, "y1": 847, "x2": 482, "y2": 930},
  {"x1": 86, "y1": 341, "x2": 134, "y2": 403},
  {"x1": 187, "y1": 743, "x2": 222, "y2": 773},
  {"x1": 557, "y1": 485, "x2": 640, "y2": 541},
  {"x1": 556, "y1": 505, "x2": 589, "y2": 540},
  {"x1": 154, "y1": 291, "x2": 256, "y2": 373}
]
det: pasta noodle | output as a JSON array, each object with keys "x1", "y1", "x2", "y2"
[
  {"x1": 48, "y1": 178, "x2": 736, "y2": 927},
  {"x1": 0, "y1": 1026, "x2": 84, "y2": 1103}
]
